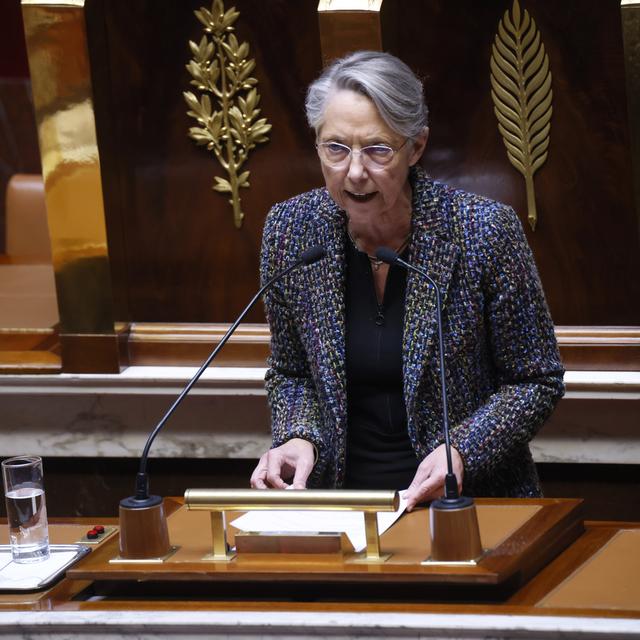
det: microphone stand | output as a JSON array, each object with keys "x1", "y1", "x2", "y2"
[
  {"x1": 117, "y1": 246, "x2": 326, "y2": 560},
  {"x1": 376, "y1": 247, "x2": 482, "y2": 563}
]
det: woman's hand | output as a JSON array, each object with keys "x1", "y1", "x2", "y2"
[
  {"x1": 403, "y1": 444, "x2": 464, "y2": 511},
  {"x1": 250, "y1": 438, "x2": 315, "y2": 489}
]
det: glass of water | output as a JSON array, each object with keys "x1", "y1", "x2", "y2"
[{"x1": 2, "y1": 456, "x2": 50, "y2": 563}]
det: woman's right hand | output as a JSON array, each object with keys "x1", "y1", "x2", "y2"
[{"x1": 250, "y1": 438, "x2": 315, "y2": 489}]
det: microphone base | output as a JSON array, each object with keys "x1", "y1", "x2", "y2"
[
  {"x1": 120, "y1": 494, "x2": 163, "y2": 509},
  {"x1": 118, "y1": 495, "x2": 171, "y2": 560},
  {"x1": 429, "y1": 496, "x2": 483, "y2": 562}
]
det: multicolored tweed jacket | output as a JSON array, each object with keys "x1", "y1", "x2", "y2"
[{"x1": 260, "y1": 165, "x2": 564, "y2": 497}]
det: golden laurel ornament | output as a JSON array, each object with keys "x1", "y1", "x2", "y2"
[
  {"x1": 184, "y1": 0, "x2": 272, "y2": 228},
  {"x1": 490, "y1": 0, "x2": 552, "y2": 231}
]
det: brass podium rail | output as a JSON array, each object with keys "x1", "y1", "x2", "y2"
[{"x1": 185, "y1": 489, "x2": 399, "y2": 562}]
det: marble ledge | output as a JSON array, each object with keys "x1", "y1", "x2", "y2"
[
  {"x1": 0, "y1": 610, "x2": 638, "y2": 639},
  {"x1": 0, "y1": 367, "x2": 637, "y2": 463},
  {"x1": 0, "y1": 366, "x2": 268, "y2": 396},
  {"x1": 0, "y1": 366, "x2": 638, "y2": 398}
]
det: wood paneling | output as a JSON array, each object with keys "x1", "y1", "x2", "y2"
[
  {"x1": 0, "y1": 80, "x2": 41, "y2": 254},
  {"x1": 389, "y1": 0, "x2": 640, "y2": 326},
  {"x1": 0, "y1": 327, "x2": 60, "y2": 374},
  {"x1": 621, "y1": 3, "x2": 640, "y2": 263},
  {"x1": 539, "y1": 463, "x2": 640, "y2": 523},
  {"x1": 0, "y1": 1, "x2": 36, "y2": 253},
  {"x1": 83, "y1": 0, "x2": 639, "y2": 329},
  {"x1": 555, "y1": 326, "x2": 640, "y2": 370},
  {"x1": 127, "y1": 322, "x2": 269, "y2": 366},
  {"x1": 318, "y1": 11, "x2": 382, "y2": 64},
  {"x1": 0, "y1": 327, "x2": 57, "y2": 351},
  {"x1": 0, "y1": 458, "x2": 257, "y2": 519},
  {"x1": 0, "y1": 0, "x2": 30, "y2": 79},
  {"x1": 60, "y1": 329, "x2": 129, "y2": 374},
  {"x1": 86, "y1": 0, "x2": 323, "y2": 325},
  {"x1": 0, "y1": 350, "x2": 60, "y2": 374},
  {"x1": 0, "y1": 457, "x2": 635, "y2": 524},
  {"x1": 125, "y1": 323, "x2": 640, "y2": 370}
]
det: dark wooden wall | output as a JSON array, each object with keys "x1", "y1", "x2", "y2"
[
  {"x1": 3, "y1": 0, "x2": 639, "y2": 326},
  {"x1": 0, "y1": 0, "x2": 40, "y2": 253},
  {"x1": 84, "y1": 0, "x2": 640, "y2": 327},
  {"x1": 390, "y1": 0, "x2": 640, "y2": 326},
  {"x1": 1, "y1": 458, "x2": 637, "y2": 523},
  {"x1": 86, "y1": 0, "x2": 325, "y2": 324}
]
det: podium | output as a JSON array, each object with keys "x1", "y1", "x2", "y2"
[
  {"x1": 66, "y1": 497, "x2": 584, "y2": 599},
  {"x1": 3, "y1": 497, "x2": 640, "y2": 639}
]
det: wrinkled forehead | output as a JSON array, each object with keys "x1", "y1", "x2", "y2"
[{"x1": 316, "y1": 89, "x2": 400, "y2": 142}]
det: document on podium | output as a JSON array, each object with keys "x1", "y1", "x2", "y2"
[{"x1": 232, "y1": 493, "x2": 408, "y2": 552}]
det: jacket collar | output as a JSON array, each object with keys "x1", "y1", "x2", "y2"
[
  {"x1": 404, "y1": 166, "x2": 461, "y2": 414},
  {"x1": 408, "y1": 165, "x2": 451, "y2": 240}
]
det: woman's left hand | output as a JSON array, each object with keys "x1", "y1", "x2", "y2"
[{"x1": 403, "y1": 444, "x2": 464, "y2": 511}]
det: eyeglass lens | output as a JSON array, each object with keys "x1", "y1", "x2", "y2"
[{"x1": 318, "y1": 142, "x2": 396, "y2": 167}]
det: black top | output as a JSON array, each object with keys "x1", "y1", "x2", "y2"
[{"x1": 343, "y1": 238, "x2": 418, "y2": 490}]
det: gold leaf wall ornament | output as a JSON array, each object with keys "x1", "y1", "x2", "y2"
[
  {"x1": 184, "y1": 0, "x2": 272, "y2": 229},
  {"x1": 490, "y1": 0, "x2": 552, "y2": 231}
]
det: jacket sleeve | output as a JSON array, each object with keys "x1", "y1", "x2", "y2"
[
  {"x1": 449, "y1": 204, "x2": 564, "y2": 480},
  {"x1": 260, "y1": 203, "x2": 330, "y2": 483}
]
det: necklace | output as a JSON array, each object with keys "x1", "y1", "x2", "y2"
[{"x1": 347, "y1": 228, "x2": 411, "y2": 271}]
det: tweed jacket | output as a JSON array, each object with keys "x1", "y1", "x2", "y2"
[{"x1": 260, "y1": 166, "x2": 564, "y2": 497}]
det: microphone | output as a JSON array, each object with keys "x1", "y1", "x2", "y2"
[
  {"x1": 127, "y1": 244, "x2": 326, "y2": 506},
  {"x1": 375, "y1": 246, "x2": 482, "y2": 562},
  {"x1": 118, "y1": 245, "x2": 326, "y2": 559},
  {"x1": 375, "y1": 247, "x2": 458, "y2": 500},
  {"x1": 298, "y1": 245, "x2": 326, "y2": 265}
]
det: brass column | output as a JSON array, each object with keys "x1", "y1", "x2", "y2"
[{"x1": 21, "y1": 0, "x2": 124, "y2": 372}]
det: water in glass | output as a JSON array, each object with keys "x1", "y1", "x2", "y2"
[{"x1": 5, "y1": 485, "x2": 50, "y2": 563}]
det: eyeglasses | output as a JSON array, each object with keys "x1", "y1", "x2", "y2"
[{"x1": 316, "y1": 139, "x2": 409, "y2": 169}]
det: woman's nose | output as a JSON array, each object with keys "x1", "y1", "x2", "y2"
[{"x1": 346, "y1": 150, "x2": 367, "y2": 181}]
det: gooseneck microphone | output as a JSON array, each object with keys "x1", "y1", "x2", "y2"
[
  {"x1": 375, "y1": 246, "x2": 459, "y2": 501},
  {"x1": 376, "y1": 246, "x2": 482, "y2": 562},
  {"x1": 122, "y1": 245, "x2": 327, "y2": 510}
]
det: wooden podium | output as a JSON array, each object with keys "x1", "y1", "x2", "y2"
[
  {"x1": 4, "y1": 497, "x2": 640, "y2": 638},
  {"x1": 67, "y1": 497, "x2": 584, "y2": 599}
]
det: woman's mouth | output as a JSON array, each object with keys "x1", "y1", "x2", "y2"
[{"x1": 345, "y1": 190, "x2": 377, "y2": 203}]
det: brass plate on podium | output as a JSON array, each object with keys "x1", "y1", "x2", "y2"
[{"x1": 67, "y1": 498, "x2": 583, "y2": 593}]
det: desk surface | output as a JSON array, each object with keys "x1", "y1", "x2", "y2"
[
  {"x1": 67, "y1": 498, "x2": 580, "y2": 592},
  {"x1": 1, "y1": 500, "x2": 639, "y2": 639}
]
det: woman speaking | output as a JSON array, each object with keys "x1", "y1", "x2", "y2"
[{"x1": 250, "y1": 51, "x2": 564, "y2": 510}]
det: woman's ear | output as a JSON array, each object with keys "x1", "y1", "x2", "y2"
[{"x1": 409, "y1": 127, "x2": 429, "y2": 166}]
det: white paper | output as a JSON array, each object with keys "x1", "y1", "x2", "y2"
[
  {"x1": 0, "y1": 550, "x2": 78, "y2": 590},
  {"x1": 232, "y1": 493, "x2": 408, "y2": 552}
]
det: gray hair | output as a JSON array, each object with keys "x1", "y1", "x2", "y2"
[{"x1": 305, "y1": 51, "x2": 429, "y2": 139}]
